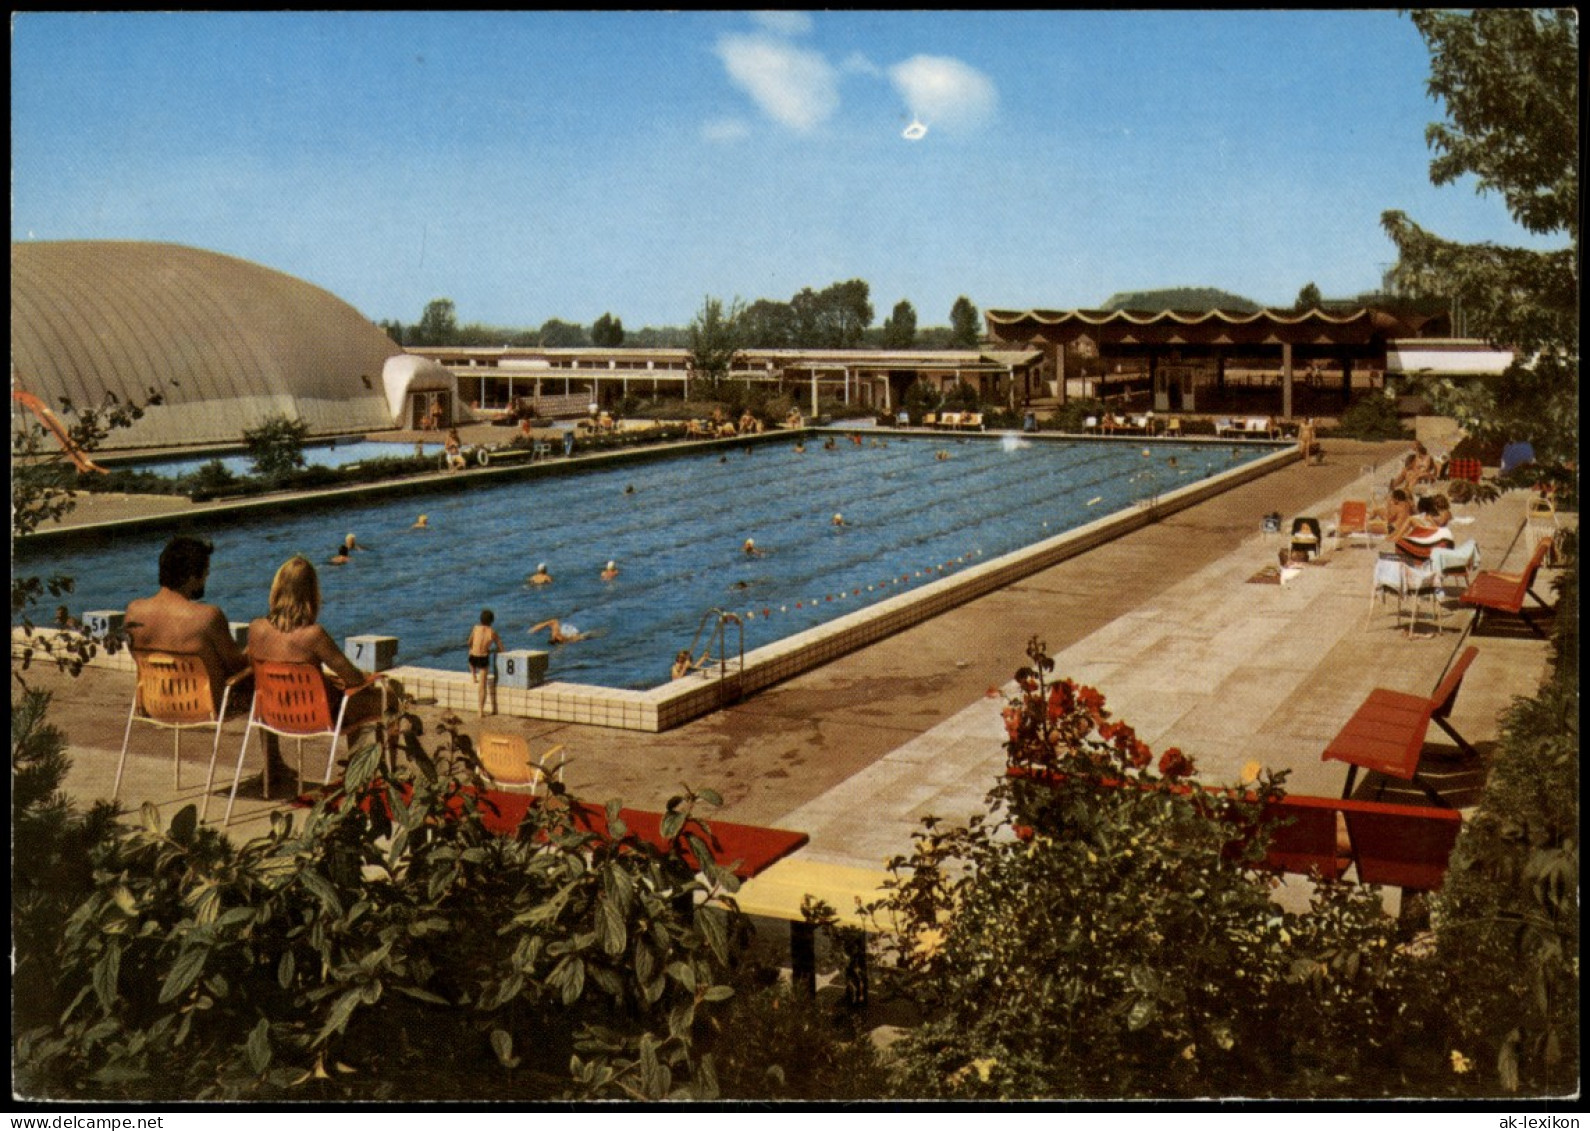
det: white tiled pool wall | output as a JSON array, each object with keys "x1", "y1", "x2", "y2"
[{"x1": 16, "y1": 438, "x2": 1295, "y2": 733}]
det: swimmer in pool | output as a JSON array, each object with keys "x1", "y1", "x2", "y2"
[
  {"x1": 412, "y1": 514, "x2": 429, "y2": 530},
  {"x1": 832, "y1": 513, "x2": 847, "y2": 527},
  {"x1": 329, "y1": 532, "x2": 365, "y2": 565},
  {"x1": 743, "y1": 538, "x2": 765, "y2": 558},
  {"x1": 530, "y1": 618, "x2": 590, "y2": 645},
  {"x1": 601, "y1": 560, "x2": 619, "y2": 581},
  {"x1": 671, "y1": 648, "x2": 710, "y2": 680},
  {"x1": 528, "y1": 563, "x2": 553, "y2": 586}
]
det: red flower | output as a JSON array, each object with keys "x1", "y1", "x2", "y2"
[
  {"x1": 1002, "y1": 706, "x2": 1023, "y2": 741},
  {"x1": 1158, "y1": 747, "x2": 1194, "y2": 778},
  {"x1": 1078, "y1": 685, "x2": 1108, "y2": 720},
  {"x1": 1128, "y1": 740, "x2": 1152, "y2": 769},
  {"x1": 1014, "y1": 824, "x2": 1034, "y2": 842},
  {"x1": 1047, "y1": 682, "x2": 1075, "y2": 721}
]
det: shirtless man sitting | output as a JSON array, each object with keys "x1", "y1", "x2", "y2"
[
  {"x1": 124, "y1": 536, "x2": 247, "y2": 690},
  {"x1": 124, "y1": 537, "x2": 288, "y2": 787}
]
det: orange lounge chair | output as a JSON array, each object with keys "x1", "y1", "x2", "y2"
[
  {"x1": 475, "y1": 732, "x2": 564, "y2": 794},
  {"x1": 1334, "y1": 499, "x2": 1387, "y2": 551},
  {"x1": 1460, "y1": 537, "x2": 1554, "y2": 635}
]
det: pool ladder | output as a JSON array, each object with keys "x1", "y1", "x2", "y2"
[{"x1": 686, "y1": 608, "x2": 745, "y2": 704}]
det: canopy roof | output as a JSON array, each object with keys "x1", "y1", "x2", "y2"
[{"x1": 985, "y1": 307, "x2": 1418, "y2": 349}]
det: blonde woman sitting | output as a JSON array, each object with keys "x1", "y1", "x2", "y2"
[{"x1": 246, "y1": 556, "x2": 392, "y2": 743}]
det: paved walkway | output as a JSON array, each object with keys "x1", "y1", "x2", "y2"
[{"x1": 26, "y1": 436, "x2": 1564, "y2": 914}]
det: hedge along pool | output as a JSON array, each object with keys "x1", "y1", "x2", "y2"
[{"x1": 18, "y1": 434, "x2": 1285, "y2": 694}]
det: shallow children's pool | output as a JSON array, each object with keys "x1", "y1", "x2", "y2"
[{"x1": 19, "y1": 434, "x2": 1281, "y2": 690}]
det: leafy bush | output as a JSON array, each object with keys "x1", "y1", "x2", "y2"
[
  {"x1": 705, "y1": 979, "x2": 892, "y2": 1100},
  {"x1": 15, "y1": 718, "x2": 748, "y2": 1102},
  {"x1": 901, "y1": 379, "x2": 940, "y2": 425},
  {"x1": 242, "y1": 415, "x2": 310, "y2": 480},
  {"x1": 1332, "y1": 393, "x2": 1411, "y2": 441},
  {"x1": 870, "y1": 638, "x2": 1423, "y2": 1099},
  {"x1": 12, "y1": 688, "x2": 122, "y2": 1036},
  {"x1": 180, "y1": 459, "x2": 238, "y2": 497},
  {"x1": 1045, "y1": 398, "x2": 1106, "y2": 432},
  {"x1": 1424, "y1": 534, "x2": 1578, "y2": 1094}
]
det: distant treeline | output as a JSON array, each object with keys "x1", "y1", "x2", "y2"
[{"x1": 382, "y1": 281, "x2": 984, "y2": 352}]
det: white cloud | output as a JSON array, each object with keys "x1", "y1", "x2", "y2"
[
  {"x1": 701, "y1": 117, "x2": 751, "y2": 144},
  {"x1": 887, "y1": 55, "x2": 998, "y2": 134},
  {"x1": 716, "y1": 33, "x2": 839, "y2": 133},
  {"x1": 841, "y1": 51, "x2": 882, "y2": 78},
  {"x1": 752, "y1": 11, "x2": 812, "y2": 37}
]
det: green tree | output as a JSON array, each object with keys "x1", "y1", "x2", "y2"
[
  {"x1": 1380, "y1": 9, "x2": 1578, "y2": 488},
  {"x1": 788, "y1": 281, "x2": 873, "y2": 348},
  {"x1": 413, "y1": 298, "x2": 459, "y2": 347},
  {"x1": 687, "y1": 295, "x2": 745, "y2": 396},
  {"x1": 591, "y1": 312, "x2": 625, "y2": 347},
  {"x1": 1381, "y1": 8, "x2": 1579, "y2": 1095},
  {"x1": 539, "y1": 318, "x2": 589, "y2": 348},
  {"x1": 740, "y1": 299, "x2": 795, "y2": 349},
  {"x1": 1294, "y1": 281, "x2": 1323, "y2": 311},
  {"x1": 881, "y1": 299, "x2": 918, "y2": 349},
  {"x1": 378, "y1": 319, "x2": 405, "y2": 346},
  {"x1": 948, "y1": 296, "x2": 981, "y2": 349},
  {"x1": 241, "y1": 415, "x2": 309, "y2": 481}
]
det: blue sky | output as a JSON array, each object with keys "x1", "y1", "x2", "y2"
[{"x1": 10, "y1": 10, "x2": 1562, "y2": 331}]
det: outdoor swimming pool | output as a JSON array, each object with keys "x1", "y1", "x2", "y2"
[{"x1": 19, "y1": 435, "x2": 1283, "y2": 690}]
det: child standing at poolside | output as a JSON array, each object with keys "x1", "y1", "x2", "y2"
[{"x1": 467, "y1": 609, "x2": 504, "y2": 716}]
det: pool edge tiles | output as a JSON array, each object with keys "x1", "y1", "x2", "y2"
[{"x1": 16, "y1": 443, "x2": 1297, "y2": 733}]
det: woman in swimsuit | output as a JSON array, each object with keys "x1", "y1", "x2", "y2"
[{"x1": 467, "y1": 609, "x2": 504, "y2": 716}]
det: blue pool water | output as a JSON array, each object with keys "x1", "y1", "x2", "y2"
[
  {"x1": 20, "y1": 436, "x2": 1280, "y2": 690},
  {"x1": 109, "y1": 438, "x2": 440, "y2": 479}
]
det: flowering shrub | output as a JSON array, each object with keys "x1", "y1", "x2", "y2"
[{"x1": 873, "y1": 637, "x2": 1419, "y2": 1099}]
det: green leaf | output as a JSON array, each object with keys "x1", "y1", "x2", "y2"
[
  {"x1": 316, "y1": 989, "x2": 363, "y2": 1046},
  {"x1": 696, "y1": 787, "x2": 723, "y2": 808},
  {"x1": 596, "y1": 893, "x2": 627, "y2": 957},
  {"x1": 660, "y1": 810, "x2": 686, "y2": 841},
  {"x1": 696, "y1": 905, "x2": 729, "y2": 965},
  {"x1": 701, "y1": 984, "x2": 735, "y2": 1003},
  {"x1": 1126, "y1": 997, "x2": 1155, "y2": 1032},
  {"x1": 395, "y1": 985, "x2": 450, "y2": 1006},
  {"x1": 666, "y1": 961, "x2": 697, "y2": 992},
  {"x1": 344, "y1": 742, "x2": 382, "y2": 794},
  {"x1": 245, "y1": 1018, "x2": 272, "y2": 1075},
  {"x1": 169, "y1": 803, "x2": 199, "y2": 844},
  {"x1": 298, "y1": 869, "x2": 344, "y2": 916},
  {"x1": 639, "y1": 1034, "x2": 668, "y2": 1099},
  {"x1": 141, "y1": 801, "x2": 163, "y2": 835},
  {"x1": 92, "y1": 944, "x2": 121, "y2": 1012},
  {"x1": 490, "y1": 1028, "x2": 521, "y2": 1069},
  {"x1": 278, "y1": 950, "x2": 296, "y2": 991},
  {"x1": 550, "y1": 956, "x2": 586, "y2": 1006},
  {"x1": 157, "y1": 945, "x2": 209, "y2": 1004}
]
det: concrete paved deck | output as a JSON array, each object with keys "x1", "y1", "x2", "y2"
[{"x1": 22, "y1": 436, "x2": 1565, "y2": 916}]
